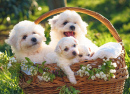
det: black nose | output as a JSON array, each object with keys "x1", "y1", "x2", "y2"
[
  {"x1": 72, "y1": 51, "x2": 77, "y2": 56},
  {"x1": 70, "y1": 25, "x2": 75, "y2": 31},
  {"x1": 31, "y1": 37, "x2": 37, "y2": 42}
]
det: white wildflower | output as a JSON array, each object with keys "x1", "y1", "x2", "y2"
[
  {"x1": 81, "y1": 66, "x2": 86, "y2": 70},
  {"x1": 87, "y1": 68, "x2": 90, "y2": 71},
  {"x1": 43, "y1": 72, "x2": 46, "y2": 75},
  {"x1": 112, "y1": 75, "x2": 115, "y2": 78},
  {"x1": 103, "y1": 63, "x2": 106, "y2": 65},
  {"x1": 79, "y1": 70, "x2": 84, "y2": 77},
  {"x1": 100, "y1": 72, "x2": 104, "y2": 75},
  {"x1": 121, "y1": 50, "x2": 125, "y2": 54},
  {"x1": 100, "y1": 72, "x2": 104, "y2": 79},
  {"x1": 104, "y1": 77, "x2": 107, "y2": 81},
  {"x1": 9, "y1": 57, "x2": 17, "y2": 63},
  {"x1": 103, "y1": 59, "x2": 106, "y2": 61},
  {"x1": 85, "y1": 71, "x2": 89, "y2": 76},
  {"x1": 111, "y1": 63, "x2": 117, "y2": 67},
  {"x1": 77, "y1": 69, "x2": 82, "y2": 75},
  {"x1": 34, "y1": 70, "x2": 37, "y2": 75},
  {"x1": 110, "y1": 69, "x2": 116, "y2": 73},
  {"x1": 125, "y1": 65, "x2": 127, "y2": 69},
  {"x1": 91, "y1": 76, "x2": 96, "y2": 80},
  {"x1": 48, "y1": 77, "x2": 50, "y2": 81},
  {"x1": 22, "y1": 65, "x2": 28, "y2": 70},
  {"x1": 106, "y1": 74, "x2": 109, "y2": 77},
  {"x1": 95, "y1": 73, "x2": 100, "y2": 78},
  {"x1": 98, "y1": 65, "x2": 101, "y2": 69},
  {"x1": 30, "y1": 67, "x2": 34, "y2": 71},
  {"x1": 100, "y1": 75, "x2": 103, "y2": 79},
  {"x1": 38, "y1": 7, "x2": 42, "y2": 11},
  {"x1": 87, "y1": 64, "x2": 92, "y2": 69},
  {"x1": 7, "y1": 62, "x2": 12, "y2": 69},
  {"x1": 106, "y1": 58, "x2": 109, "y2": 61},
  {"x1": 102, "y1": 74, "x2": 107, "y2": 78},
  {"x1": 37, "y1": 76, "x2": 43, "y2": 81},
  {"x1": 0, "y1": 52, "x2": 2, "y2": 54},
  {"x1": 127, "y1": 74, "x2": 129, "y2": 78}
]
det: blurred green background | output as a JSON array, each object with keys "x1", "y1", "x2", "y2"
[{"x1": 0, "y1": 0, "x2": 130, "y2": 94}]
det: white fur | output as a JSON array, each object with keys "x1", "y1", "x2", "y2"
[
  {"x1": 5, "y1": 20, "x2": 56, "y2": 64},
  {"x1": 87, "y1": 42, "x2": 122, "y2": 60},
  {"x1": 55, "y1": 37, "x2": 79, "y2": 84},
  {"x1": 76, "y1": 45, "x2": 91, "y2": 62},
  {"x1": 48, "y1": 10, "x2": 98, "y2": 53}
]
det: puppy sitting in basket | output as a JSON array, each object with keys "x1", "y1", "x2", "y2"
[
  {"x1": 49, "y1": 10, "x2": 98, "y2": 53},
  {"x1": 55, "y1": 37, "x2": 80, "y2": 84}
]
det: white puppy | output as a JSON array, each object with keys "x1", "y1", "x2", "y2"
[
  {"x1": 55, "y1": 37, "x2": 79, "y2": 84},
  {"x1": 5, "y1": 20, "x2": 56, "y2": 64},
  {"x1": 77, "y1": 45, "x2": 91, "y2": 62},
  {"x1": 48, "y1": 10, "x2": 98, "y2": 53},
  {"x1": 86, "y1": 42, "x2": 122, "y2": 60}
]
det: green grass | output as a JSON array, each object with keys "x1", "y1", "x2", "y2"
[
  {"x1": 0, "y1": 70, "x2": 24, "y2": 94},
  {"x1": 0, "y1": 0, "x2": 130, "y2": 94}
]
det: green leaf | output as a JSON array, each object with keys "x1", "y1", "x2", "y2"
[
  {"x1": 38, "y1": 68, "x2": 43, "y2": 74},
  {"x1": 42, "y1": 61, "x2": 46, "y2": 65},
  {"x1": 56, "y1": 86, "x2": 62, "y2": 90},
  {"x1": 26, "y1": 80, "x2": 32, "y2": 84},
  {"x1": 74, "y1": 90, "x2": 80, "y2": 94},
  {"x1": 80, "y1": 65, "x2": 83, "y2": 68},
  {"x1": 65, "y1": 87, "x2": 69, "y2": 93}
]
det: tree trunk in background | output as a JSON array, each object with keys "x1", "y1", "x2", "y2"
[{"x1": 47, "y1": 0, "x2": 67, "y2": 10}]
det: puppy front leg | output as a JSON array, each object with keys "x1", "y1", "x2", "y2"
[{"x1": 61, "y1": 66, "x2": 77, "y2": 84}]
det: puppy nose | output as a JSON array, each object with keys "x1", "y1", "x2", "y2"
[
  {"x1": 70, "y1": 25, "x2": 75, "y2": 31},
  {"x1": 31, "y1": 37, "x2": 37, "y2": 42},
  {"x1": 72, "y1": 51, "x2": 77, "y2": 56}
]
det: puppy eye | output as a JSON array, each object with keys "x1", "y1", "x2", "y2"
[
  {"x1": 63, "y1": 21, "x2": 68, "y2": 25},
  {"x1": 79, "y1": 54, "x2": 83, "y2": 57},
  {"x1": 87, "y1": 54, "x2": 90, "y2": 56},
  {"x1": 33, "y1": 32, "x2": 36, "y2": 34},
  {"x1": 74, "y1": 22, "x2": 76, "y2": 24},
  {"x1": 64, "y1": 47, "x2": 69, "y2": 51},
  {"x1": 23, "y1": 35, "x2": 27, "y2": 39},
  {"x1": 73, "y1": 44, "x2": 76, "y2": 47}
]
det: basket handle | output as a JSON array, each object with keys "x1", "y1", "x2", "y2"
[{"x1": 34, "y1": 7, "x2": 122, "y2": 42}]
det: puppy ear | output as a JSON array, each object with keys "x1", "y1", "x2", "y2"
[
  {"x1": 5, "y1": 30, "x2": 17, "y2": 47},
  {"x1": 48, "y1": 15, "x2": 59, "y2": 25},
  {"x1": 48, "y1": 19, "x2": 58, "y2": 26},
  {"x1": 55, "y1": 45, "x2": 62, "y2": 54}
]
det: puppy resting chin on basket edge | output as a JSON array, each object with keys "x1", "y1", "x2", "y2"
[{"x1": 55, "y1": 37, "x2": 80, "y2": 84}]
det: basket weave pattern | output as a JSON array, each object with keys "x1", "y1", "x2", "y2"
[{"x1": 19, "y1": 7, "x2": 128, "y2": 94}]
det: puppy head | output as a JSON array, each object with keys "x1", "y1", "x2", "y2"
[
  {"x1": 77, "y1": 45, "x2": 91, "y2": 61},
  {"x1": 55, "y1": 37, "x2": 79, "y2": 59},
  {"x1": 5, "y1": 20, "x2": 46, "y2": 53},
  {"x1": 48, "y1": 10, "x2": 88, "y2": 38}
]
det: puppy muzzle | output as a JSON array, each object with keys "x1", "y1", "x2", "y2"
[{"x1": 72, "y1": 51, "x2": 77, "y2": 56}]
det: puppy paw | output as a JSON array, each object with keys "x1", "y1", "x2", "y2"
[{"x1": 69, "y1": 77, "x2": 77, "y2": 84}]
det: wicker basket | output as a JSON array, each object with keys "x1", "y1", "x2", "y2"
[{"x1": 19, "y1": 7, "x2": 128, "y2": 94}]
